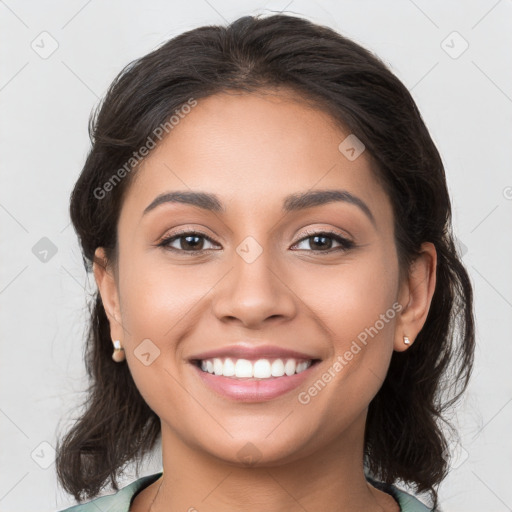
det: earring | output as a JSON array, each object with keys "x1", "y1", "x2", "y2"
[
  {"x1": 112, "y1": 339, "x2": 125, "y2": 362},
  {"x1": 403, "y1": 336, "x2": 411, "y2": 345}
]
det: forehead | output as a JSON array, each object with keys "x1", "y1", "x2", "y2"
[{"x1": 121, "y1": 89, "x2": 393, "y2": 228}]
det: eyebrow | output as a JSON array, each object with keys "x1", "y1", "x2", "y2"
[{"x1": 143, "y1": 189, "x2": 376, "y2": 226}]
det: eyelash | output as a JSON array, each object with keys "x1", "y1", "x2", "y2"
[{"x1": 157, "y1": 228, "x2": 355, "y2": 255}]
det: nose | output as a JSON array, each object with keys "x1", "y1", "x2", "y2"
[{"x1": 211, "y1": 244, "x2": 298, "y2": 329}]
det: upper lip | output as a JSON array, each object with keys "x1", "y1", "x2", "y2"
[{"x1": 189, "y1": 343, "x2": 320, "y2": 362}]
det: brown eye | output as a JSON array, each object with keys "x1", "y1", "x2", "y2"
[
  {"x1": 158, "y1": 231, "x2": 219, "y2": 253},
  {"x1": 292, "y1": 230, "x2": 354, "y2": 253}
]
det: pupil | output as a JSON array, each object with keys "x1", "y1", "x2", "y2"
[
  {"x1": 183, "y1": 235, "x2": 202, "y2": 250},
  {"x1": 179, "y1": 235, "x2": 333, "y2": 251},
  {"x1": 312, "y1": 235, "x2": 330, "y2": 249}
]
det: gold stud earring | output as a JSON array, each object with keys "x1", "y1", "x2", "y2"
[
  {"x1": 403, "y1": 336, "x2": 411, "y2": 345},
  {"x1": 112, "y1": 339, "x2": 125, "y2": 362}
]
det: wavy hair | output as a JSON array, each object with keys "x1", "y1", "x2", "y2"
[{"x1": 56, "y1": 13, "x2": 475, "y2": 509}]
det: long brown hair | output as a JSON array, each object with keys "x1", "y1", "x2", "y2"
[{"x1": 56, "y1": 13, "x2": 475, "y2": 509}]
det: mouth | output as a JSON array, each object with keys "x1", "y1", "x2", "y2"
[
  {"x1": 192, "y1": 357, "x2": 321, "y2": 379},
  {"x1": 190, "y1": 356, "x2": 322, "y2": 402}
]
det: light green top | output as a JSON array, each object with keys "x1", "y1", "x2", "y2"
[{"x1": 58, "y1": 471, "x2": 432, "y2": 511}]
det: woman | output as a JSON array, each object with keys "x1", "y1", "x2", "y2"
[{"x1": 56, "y1": 13, "x2": 474, "y2": 512}]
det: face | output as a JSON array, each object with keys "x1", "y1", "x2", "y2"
[{"x1": 95, "y1": 88, "x2": 427, "y2": 467}]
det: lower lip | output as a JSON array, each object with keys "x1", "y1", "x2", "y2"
[{"x1": 192, "y1": 363, "x2": 318, "y2": 402}]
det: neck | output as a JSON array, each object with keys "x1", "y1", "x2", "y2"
[{"x1": 149, "y1": 416, "x2": 396, "y2": 512}]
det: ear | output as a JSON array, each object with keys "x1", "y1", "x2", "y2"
[
  {"x1": 394, "y1": 242, "x2": 437, "y2": 352},
  {"x1": 92, "y1": 247, "x2": 125, "y2": 343}
]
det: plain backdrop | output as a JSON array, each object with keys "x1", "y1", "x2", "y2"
[{"x1": 1, "y1": 1, "x2": 511, "y2": 511}]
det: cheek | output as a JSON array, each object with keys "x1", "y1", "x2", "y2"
[
  {"x1": 115, "y1": 260, "x2": 206, "y2": 415},
  {"x1": 309, "y1": 251, "x2": 397, "y2": 327},
  {"x1": 115, "y1": 253, "x2": 225, "y2": 403},
  {"x1": 305, "y1": 249, "x2": 399, "y2": 379},
  {"x1": 118, "y1": 250, "x2": 214, "y2": 340}
]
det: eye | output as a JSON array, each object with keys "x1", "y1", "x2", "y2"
[
  {"x1": 157, "y1": 228, "x2": 355, "y2": 255},
  {"x1": 158, "y1": 230, "x2": 220, "y2": 253},
  {"x1": 292, "y1": 229, "x2": 354, "y2": 253}
]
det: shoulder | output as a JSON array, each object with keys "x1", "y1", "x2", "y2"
[
  {"x1": 57, "y1": 472, "x2": 163, "y2": 512},
  {"x1": 391, "y1": 486, "x2": 432, "y2": 512},
  {"x1": 367, "y1": 476, "x2": 433, "y2": 512}
]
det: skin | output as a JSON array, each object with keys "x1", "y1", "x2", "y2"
[{"x1": 94, "y1": 88, "x2": 437, "y2": 512}]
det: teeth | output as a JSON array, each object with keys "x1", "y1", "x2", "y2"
[
  {"x1": 253, "y1": 359, "x2": 271, "y2": 379},
  {"x1": 222, "y1": 357, "x2": 235, "y2": 376},
  {"x1": 213, "y1": 358, "x2": 223, "y2": 375},
  {"x1": 198, "y1": 357, "x2": 313, "y2": 379},
  {"x1": 296, "y1": 361, "x2": 309, "y2": 373},
  {"x1": 271, "y1": 359, "x2": 285, "y2": 376},
  {"x1": 284, "y1": 359, "x2": 296, "y2": 376},
  {"x1": 235, "y1": 359, "x2": 253, "y2": 378}
]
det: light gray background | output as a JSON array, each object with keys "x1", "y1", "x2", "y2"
[{"x1": 1, "y1": 1, "x2": 511, "y2": 511}]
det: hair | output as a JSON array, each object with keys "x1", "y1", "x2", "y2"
[{"x1": 56, "y1": 12, "x2": 475, "y2": 509}]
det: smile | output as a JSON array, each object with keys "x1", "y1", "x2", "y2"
[
  {"x1": 191, "y1": 357, "x2": 321, "y2": 402},
  {"x1": 197, "y1": 357, "x2": 314, "y2": 379}
]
